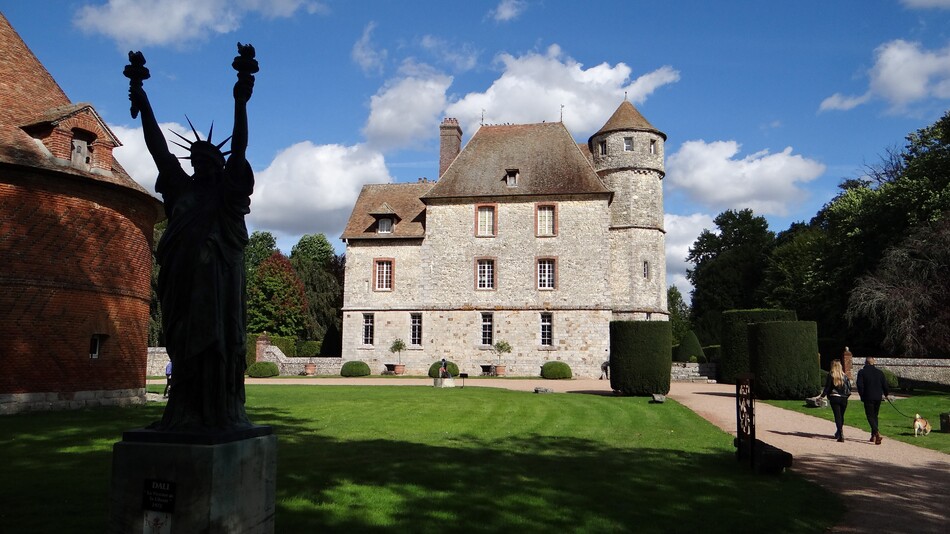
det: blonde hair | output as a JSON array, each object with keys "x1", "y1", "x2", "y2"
[{"x1": 830, "y1": 359, "x2": 845, "y2": 388}]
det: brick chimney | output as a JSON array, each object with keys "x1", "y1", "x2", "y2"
[{"x1": 439, "y1": 118, "x2": 462, "y2": 177}]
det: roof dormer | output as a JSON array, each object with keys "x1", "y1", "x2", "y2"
[{"x1": 21, "y1": 103, "x2": 120, "y2": 176}]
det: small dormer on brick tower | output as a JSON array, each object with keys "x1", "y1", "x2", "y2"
[{"x1": 590, "y1": 100, "x2": 668, "y2": 321}]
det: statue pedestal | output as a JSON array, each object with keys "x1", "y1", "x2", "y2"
[{"x1": 109, "y1": 427, "x2": 276, "y2": 534}]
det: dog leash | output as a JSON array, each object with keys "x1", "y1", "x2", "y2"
[{"x1": 885, "y1": 396, "x2": 915, "y2": 419}]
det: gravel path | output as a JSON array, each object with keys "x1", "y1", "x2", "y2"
[{"x1": 151, "y1": 377, "x2": 950, "y2": 532}]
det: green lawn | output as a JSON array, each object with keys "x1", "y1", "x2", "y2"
[
  {"x1": 765, "y1": 390, "x2": 950, "y2": 454},
  {"x1": 2, "y1": 385, "x2": 842, "y2": 532}
]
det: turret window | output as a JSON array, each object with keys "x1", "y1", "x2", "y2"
[
  {"x1": 598, "y1": 141, "x2": 607, "y2": 155},
  {"x1": 643, "y1": 261, "x2": 650, "y2": 279},
  {"x1": 650, "y1": 139, "x2": 657, "y2": 155},
  {"x1": 623, "y1": 137, "x2": 633, "y2": 151}
]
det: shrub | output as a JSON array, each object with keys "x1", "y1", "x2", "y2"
[
  {"x1": 428, "y1": 360, "x2": 460, "y2": 378},
  {"x1": 270, "y1": 335, "x2": 297, "y2": 357},
  {"x1": 674, "y1": 330, "x2": 705, "y2": 363},
  {"x1": 541, "y1": 361, "x2": 572, "y2": 379},
  {"x1": 340, "y1": 360, "x2": 371, "y2": 377},
  {"x1": 246, "y1": 361, "x2": 279, "y2": 378},
  {"x1": 320, "y1": 323, "x2": 342, "y2": 357},
  {"x1": 246, "y1": 333, "x2": 259, "y2": 368},
  {"x1": 702, "y1": 345, "x2": 721, "y2": 363},
  {"x1": 720, "y1": 309, "x2": 796, "y2": 384},
  {"x1": 881, "y1": 367, "x2": 900, "y2": 390},
  {"x1": 610, "y1": 321, "x2": 671, "y2": 396},
  {"x1": 297, "y1": 340, "x2": 321, "y2": 357},
  {"x1": 749, "y1": 321, "x2": 820, "y2": 399}
]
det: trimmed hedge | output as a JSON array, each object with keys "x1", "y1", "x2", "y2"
[
  {"x1": 270, "y1": 335, "x2": 297, "y2": 357},
  {"x1": 749, "y1": 321, "x2": 820, "y2": 399},
  {"x1": 609, "y1": 321, "x2": 671, "y2": 396},
  {"x1": 297, "y1": 340, "x2": 322, "y2": 357},
  {"x1": 541, "y1": 361, "x2": 572, "y2": 379},
  {"x1": 702, "y1": 345, "x2": 721, "y2": 363},
  {"x1": 246, "y1": 361, "x2": 279, "y2": 378},
  {"x1": 428, "y1": 360, "x2": 460, "y2": 378},
  {"x1": 320, "y1": 323, "x2": 342, "y2": 356},
  {"x1": 720, "y1": 309, "x2": 796, "y2": 384},
  {"x1": 674, "y1": 330, "x2": 705, "y2": 363},
  {"x1": 341, "y1": 360, "x2": 371, "y2": 377}
]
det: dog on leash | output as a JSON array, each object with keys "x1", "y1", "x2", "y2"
[{"x1": 914, "y1": 414, "x2": 932, "y2": 436}]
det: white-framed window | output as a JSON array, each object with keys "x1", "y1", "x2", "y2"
[
  {"x1": 377, "y1": 217, "x2": 393, "y2": 234},
  {"x1": 481, "y1": 313, "x2": 493, "y2": 345},
  {"x1": 538, "y1": 258, "x2": 556, "y2": 290},
  {"x1": 650, "y1": 139, "x2": 657, "y2": 155},
  {"x1": 506, "y1": 169, "x2": 519, "y2": 187},
  {"x1": 374, "y1": 259, "x2": 393, "y2": 291},
  {"x1": 410, "y1": 313, "x2": 423, "y2": 346},
  {"x1": 476, "y1": 205, "x2": 496, "y2": 237},
  {"x1": 362, "y1": 314, "x2": 375, "y2": 345},
  {"x1": 643, "y1": 261, "x2": 650, "y2": 279},
  {"x1": 598, "y1": 141, "x2": 607, "y2": 155},
  {"x1": 537, "y1": 204, "x2": 556, "y2": 236},
  {"x1": 623, "y1": 137, "x2": 634, "y2": 151},
  {"x1": 540, "y1": 313, "x2": 553, "y2": 346},
  {"x1": 477, "y1": 258, "x2": 496, "y2": 290}
]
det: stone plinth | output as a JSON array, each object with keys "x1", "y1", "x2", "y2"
[
  {"x1": 433, "y1": 377, "x2": 455, "y2": 388},
  {"x1": 110, "y1": 427, "x2": 277, "y2": 533}
]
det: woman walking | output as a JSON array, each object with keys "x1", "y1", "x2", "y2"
[{"x1": 818, "y1": 359, "x2": 852, "y2": 442}]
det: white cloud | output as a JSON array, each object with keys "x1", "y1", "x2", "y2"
[
  {"x1": 250, "y1": 141, "x2": 392, "y2": 238},
  {"x1": 74, "y1": 0, "x2": 324, "y2": 48},
  {"x1": 363, "y1": 62, "x2": 453, "y2": 151},
  {"x1": 445, "y1": 44, "x2": 679, "y2": 138},
  {"x1": 420, "y1": 35, "x2": 479, "y2": 72},
  {"x1": 664, "y1": 213, "x2": 715, "y2": 301},
  {"x1": 352, "y1": 21, "x2": 388, "y2": 75},
  {"x1": 489, "y1": 0, "x2": 528, "y2": 22},
  {"x1": 820, "y1": 39, "x2": 950, "y2": 113},
  {"x1": 666, "y1": 140, "x2": 825, "y2": 216},
  {"x1": 819, "y1": 92, "x2": 872, "y2": 112}
]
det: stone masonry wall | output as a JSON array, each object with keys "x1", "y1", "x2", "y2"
[{"x1": 853, "y1": 357, "x2": 950, "y2": 387}]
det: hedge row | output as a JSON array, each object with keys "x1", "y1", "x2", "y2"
[
  {"x1": 609, "y1": 321, "x2": 671, "y2": 396},
  {"x1": 749, "y1": 321, "x2": 820, "y2": 399}
]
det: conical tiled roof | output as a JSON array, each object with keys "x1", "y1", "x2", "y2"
[
  {"x1": 0, "y1": 13, "x2": 153, "y2": 197},
  {"x1": 593, "y1": 100, "x2": 666, "y2": 140}
]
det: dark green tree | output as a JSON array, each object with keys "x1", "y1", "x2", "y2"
[
  {"x1": 290, "y1": 233, "x2": 334, "y2": 267},
  {"x1": 148, "y1": 220, "x2": 167, "y2": 346},
  {"x1": 247, "y1": 251, "x2": 308, "y2": 338},
  {"x1": 289, "y1": 233, "x2": 344, "y2": 341},
  {"x1": 246, "y1": 230, "x2": 278, "y2": 277},
  {"x1": 686, "y1": 209, "x2": 775, "y2": 344},
  {"x1": 667, "y1": 285, "x2": 691, "y2": 346}
]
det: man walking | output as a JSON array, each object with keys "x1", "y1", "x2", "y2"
[
  {"x1": 163, "y1": 360, "x2": 172, "y2": 398},
  {"x1": 857, "y1": 357, "x2": 890, "y2": 445}
]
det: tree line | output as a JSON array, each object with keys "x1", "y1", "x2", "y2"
[
  {"x1": 148, "y1": 228, "x2": 345, "y2": 355},
  {"x1": 680, "y1": 110, "x2": 950, "y2": 358}
]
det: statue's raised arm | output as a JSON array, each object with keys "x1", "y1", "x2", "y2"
[
  {"x1": 229, "y1": 43, "x2": 258, "y2": 164},
  {"x1": 124, "y1": 51, "x2": 174, "y2": 165}
]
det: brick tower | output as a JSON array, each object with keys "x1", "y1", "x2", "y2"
[{"x1": 0, "y1": 13, "x2": 163, "y2": 413}]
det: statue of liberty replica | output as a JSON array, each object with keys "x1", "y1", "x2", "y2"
[{"x1": 126, "y1": 44, "x2": 259, "y2": 433}]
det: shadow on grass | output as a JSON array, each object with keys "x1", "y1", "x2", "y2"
[{"x1": 251, "y1": 405, "x2": 836, "y2": 533}]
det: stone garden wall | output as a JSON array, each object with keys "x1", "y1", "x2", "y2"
[{"x1": 853, "y1": 357, "x2": 950, "y2": 387}]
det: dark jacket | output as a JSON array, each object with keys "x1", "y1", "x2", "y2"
[
  {"x1": 857, "y1": 364, "x2": 889, "y2": 401},
  {"x1": 821, "y1": 373, "x2": 851, "y2": 398}
]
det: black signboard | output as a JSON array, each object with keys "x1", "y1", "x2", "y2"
[{"x1": 142, "y1": 479, "x2": 176, "y2": 512}]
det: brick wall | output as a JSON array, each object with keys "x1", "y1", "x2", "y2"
[{"x1": 0, "y1": 167, "x2": 156, "y2": 399}]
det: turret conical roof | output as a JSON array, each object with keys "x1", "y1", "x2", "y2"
[{"x1": 593, "y1": 100, "x2": 666, "y2": 140}]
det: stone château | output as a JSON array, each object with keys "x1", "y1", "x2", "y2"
[{"x1": 340, "y1": 101, "x2": 668, "y2": 377}]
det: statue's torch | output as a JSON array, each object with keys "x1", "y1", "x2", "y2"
[
  {"x1": 232, "y1": 42, "x2": 259, "y2": 88},
  {"x1": 123, "y1": 51, "x2": 150, "y2": 119}
]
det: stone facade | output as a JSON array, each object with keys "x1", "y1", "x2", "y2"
[{"x1": 341, "y1": 102, "x2": 668, "y2": 377}]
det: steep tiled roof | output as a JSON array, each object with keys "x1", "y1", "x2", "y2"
[
  {"x1": 592, "y1": 100, "x2": 666, "y2": 140},
  {"x1": 341, "y1": 181, "x2": 436, "y2": 240},
  {"x1": 0, "y1": 13, "x2": 153, "y2": 198},
  {"x1": 423, "y1": 122, "x2": 610, "y2": 200}
]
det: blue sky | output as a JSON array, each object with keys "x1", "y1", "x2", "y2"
[{"x1": 4, "y1": 1, "x2": 950, "y2": 300}]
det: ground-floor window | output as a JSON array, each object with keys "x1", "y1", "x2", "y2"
[
  {"x1": 540, "y1": 313, "x2": 553, "y2": 346},
  {"x1": 410, "y1": 313, "x2": 422, "y2": 346},
  {"x1": 362, "y1": 313, "x2": 375, "y2": 345},
  {"x1": 481, "y1": 312, "x2": 493, "y2": 345}
]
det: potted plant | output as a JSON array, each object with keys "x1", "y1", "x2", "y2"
[
  {"x1": 491, "y1": 340, "x2": 511, "y2": 376},
  {"x1": 389, "y1": 338, "x2": 407, "y2": 375},
  {"x1": 304, "y1": 358, "x2": 317, "y2": 376}
]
